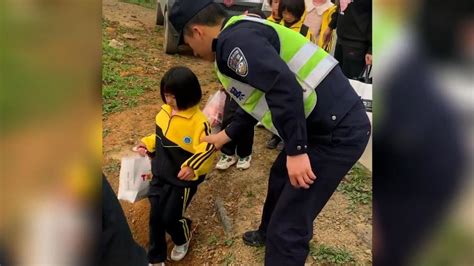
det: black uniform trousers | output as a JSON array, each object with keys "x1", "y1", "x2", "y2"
[
  {"x1": 257, "y1": 71, "x2": 371, "y2": 265},
  {"x1": 148, "y1": 180, "x2": 196, "y2": 263},
  {"x1": 221, "y1": 93, "x2": 254, "y2": 158},
  {"x1": 334, "y1": 43, "x2": 368, "y2": 79}
]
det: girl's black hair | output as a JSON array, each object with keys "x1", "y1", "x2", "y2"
[
  {"x1": 160, "y1": 66, "x2": 202, "y2": 110},
  {"x1": 278, "y1": 0, "x2": 305, "y2": 21}
]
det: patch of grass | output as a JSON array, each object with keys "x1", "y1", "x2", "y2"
[
  {"x1": 221, "y1": 252, "x2": 235, "y2": 266},
  {"x1": 310, "y1": 243, "x2": 355, "y2": 264},
  {"x1": 338, "y1": 163, "x2": 372, "y2": 209},
  {"x1": 246, "y1": 190, "x2": 255, "y2": 198},
  {"x1": 103, "y1": 160, "x2": 121, "y2": 175},
  {"x1": 223, "y1": 238, "x2": 234, "y2": 247},
  {"x1": 207, "y1": 234, "x2": 219, "y2": 246},
  {"x1": 119, "y1": 0, "x2": 156, "y2": 9},
  {"x1": 103, "y1": 128, "x2": 110, "y2": 137},
  {"x1": 102, "y1": 24, "x2": 154, "y2": 115},
  {"x1": 254, "y1": 246, "x2": 265, "y2": 263}
]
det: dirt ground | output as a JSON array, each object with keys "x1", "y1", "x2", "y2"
[{"x1": 102, "y1": 0, "x2": 372, "y2": 264}]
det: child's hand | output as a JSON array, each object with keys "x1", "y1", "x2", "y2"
[
  {"x1": 177, "y1": 166, "x2": 195, "y2": 181},
  {"x1": 132, "y1": 144, "x2": 148, "y2": 157}
]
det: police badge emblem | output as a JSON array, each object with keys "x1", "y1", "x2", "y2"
[{"x1": 227, "y1": 47, "x2": 248, "y2": 77}]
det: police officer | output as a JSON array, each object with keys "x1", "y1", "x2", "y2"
[{"x1": 169, "y1": 1, "x2": 370, "y2": 265}]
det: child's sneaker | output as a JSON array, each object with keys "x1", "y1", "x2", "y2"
[
  {"x1": 236, "y1": 155, "x2": 252, "y2": 170},
  {"x1": 215, "y1": 154, "x2": 237, "y2": 170},
  {"x1": 170, "y1": 241, "x2": 190, "y2": 261}
]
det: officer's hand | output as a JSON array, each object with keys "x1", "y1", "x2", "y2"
[
  {"x1": 200, "y1": 130, "x2": 231, "y2": 150},
  {"x1": 322, "y1": 28, "x2": 333, "y2": 47},
  {"x1": 178, "y1": 166, "x2": 195, "y2": 181},
  {"x1": 287, "y1": 154, "x2": 316, "y2": 189}
]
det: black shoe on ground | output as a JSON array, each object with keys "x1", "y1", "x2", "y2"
[
  {"x1": 242, "y1": 230, "x2": 265, "y2": 247},
  {"x1": 276, "y1": 141, "x2": 284, "y2": 151},
  {"x1": 266, "y1": 136, "x2": 281, "y2": 149}
]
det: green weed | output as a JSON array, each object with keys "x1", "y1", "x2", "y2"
[
  {"x1": 338, "y1": 163, "x2": 372, "y2": 209},
  {"x1": 309, "y1": 243, "x2": 355, "y2": 264},
  {"x1": 207, "y1": 234, "x2": 219, "y2": 246},
  {"x1": 246, "y1": 190, "x2": 255, "y2": 198},
  {"x1": 223, "y1": 238, "x2": 234, "y2": 247},
  {"x1": 102, "y1": 23, "x2": 154, "y2": 115},
  {"x1": 221, "y1": 252, "x2": 235, "y2": 265},
  {"x1": 103, "y1": 160, "x2": 120, "y2": 175}
]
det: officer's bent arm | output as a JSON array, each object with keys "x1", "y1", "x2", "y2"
[{"x1": 216, "y1": 24, "x2": 308, "y2": 155}]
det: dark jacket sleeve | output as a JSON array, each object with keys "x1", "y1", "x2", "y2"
[
  {"x1": 101, "y1": 175, "x2": 147, "y2": 266},
  {"x1": 217, "y1": 25, "x2": 309, "y2": 155},
  {"x1": 225, "y1": 106, "x2": 258, "y2": 141}
]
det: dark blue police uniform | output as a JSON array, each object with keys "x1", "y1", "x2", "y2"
[
  {"x1": 214, "y1": 18, "x2": 371, "y2": 265},
  {"x1": 168, "y1": 1, "x2": 371, "y2": 264}
]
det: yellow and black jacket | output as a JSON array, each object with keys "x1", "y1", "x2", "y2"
[
  {"x1": 279, "y1": 13, "x2": 314, "y2": 42},
  {"x1": 141, "y1": 104, "x2": 216, "y2": 188}
]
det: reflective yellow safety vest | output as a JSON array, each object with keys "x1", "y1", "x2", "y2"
[{"x1": 215, "y1": 15, "x2": 338, "y2": 136}]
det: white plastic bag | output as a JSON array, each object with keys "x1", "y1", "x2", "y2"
[
  {"x1": 202, "y1": 90, "x2": 227, "y2": 130},
  {"x1": 349, "y1": 79, "x2": 372, "y2": 117},
  {"x1": 117, "y1": 155, "x2": 151, "y2": 203}
]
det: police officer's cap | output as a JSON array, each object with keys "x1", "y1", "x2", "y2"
[{"x1": 169, "y1": 0, "x2": 213, "y2": 43}]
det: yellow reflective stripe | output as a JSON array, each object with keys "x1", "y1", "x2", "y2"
[
  {"x1": 297, "y1": 48, "x2": 327, "y2": 81},
  {"x1": 243, "y1": 89, "x2": 264, "y2": 111},
  {"x1": 261, "y1": 111, "x2": 279, "y2": 136},
  {"x1": 247, "y1": 93, "x2": 268, "y2": 117},
  {"x1": 226, "y1": 79, "x2": 259, "y2": 104},
  {"x1": 304, "y1": 56, "x2": 338, "y2": 88},
  {"x1": 287, "y1": 42, "x2": 318, "y2": 73}
]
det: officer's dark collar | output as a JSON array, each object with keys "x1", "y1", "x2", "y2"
[{"x1": 212, "y1": 16, "x2": 231, "y2": 52}]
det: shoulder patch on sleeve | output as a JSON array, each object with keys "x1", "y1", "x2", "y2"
[{"x1": 227, "y1": 47, "x2": 248, "y2": 77}]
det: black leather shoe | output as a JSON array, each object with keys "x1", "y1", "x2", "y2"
[
  {"x1": 242, "y1": 230, "x2": 265, "y2": 247},
  {"x1": 266, "y1": 135, "x2": 281, "y2": 149},
  {"x1": 276, "y1": 141, "x2": 284, "y2": 151}
]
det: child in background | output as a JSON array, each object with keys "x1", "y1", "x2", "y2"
[
  {"x1": 267, "y1": 0, "x2": 282, "y2": 23},
  {"x1": 266, "y1": 0, "x2": 313, "y2": 150},
  {"x1": 214, "y1": 8, "x2": 268, "y2": 171},
  {"x1": 278, "y1": 0, "x2": 313, "y2": 40},
  {"x1": 304, "y1": 0, "x2": 337, "y2": 50},
  {"x1": 135, "y1": 66, "x2": 216, "y2": 266}
]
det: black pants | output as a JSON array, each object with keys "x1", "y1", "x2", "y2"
[
  {"x1": 258, "y1": 101, "x2": 371, "y2": 265},
  {"x1": 334, "y1": 43, "x2": 368, "y2": 79},
  {"x1": 221, "y1": 94, "x2": 254, "y2": 158},
  {"x1": 148, "y1": 182, "x2": 197, "y2": 263}
]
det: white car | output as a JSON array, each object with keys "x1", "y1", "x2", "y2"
[{"x1": 156, "y1": 0, "x2": 266, "y2": 54}]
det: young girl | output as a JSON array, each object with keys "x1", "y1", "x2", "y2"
[
  {"x1": 267, "y1": 0, "x2": 282, "y2": 23},
  {"x1": 278, "y1": 0, "x2": 313, "y2": 40},
  {"x1": 135, "y1": 66, "x2": 216, "y2": 266},
  {"x1": 304, "y1": 0, "x2": 337, "y2": 50}
]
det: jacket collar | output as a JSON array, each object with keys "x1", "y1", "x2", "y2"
[
  {"x1": 281, "y1": 13, "x2": 307, "y2": 30},
  {"x1": 161, "y1": 104, "x2": 199, "y2": 119},
  {"x1": 305, "y1": 0, "x2": 334, "y2": 15}
]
